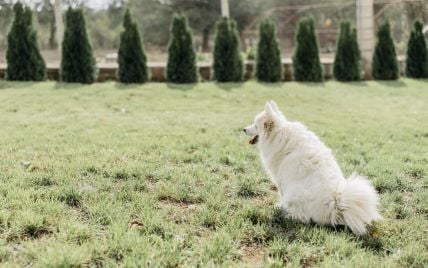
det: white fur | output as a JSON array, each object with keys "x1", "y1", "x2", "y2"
[{"x1": 244, "y1": 101, "x2": 382, "y2": 235}]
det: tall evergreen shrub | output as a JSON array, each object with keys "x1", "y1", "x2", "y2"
[
  {"x1": 60, "y1": 8, "x2": 96, "y2": 83},
  {"x1": 117, "y1": 9, "x2": 148, "y2": 83},
  {"x1": 292, "y1": 17, "x2": 323, "y2": 82},
  {"x1": 166, "y1": 14, "x2": 198, "y2": 83},
  {"x1": 256, "y1": 19, "x2": 282, "y2": 82},
  {"x1": 213, "y1": 17, "x2": 243, "y2": 82},
  {"x1": 372, "y1": 22, "x2": 399, "y2": 80},
  {"x1": 333, "y1": 21, "x2": 361, "y2": 81},
  {"x1": 6, "y1": 2, "x2": 46, "y2": 81},
  {"x1": 405, "y1": 21, "x2": 428, "y2": 78}
]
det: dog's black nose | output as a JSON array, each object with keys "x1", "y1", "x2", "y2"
[{"x1": 243, "y1": 128, "x2": 246, "y2": 133}]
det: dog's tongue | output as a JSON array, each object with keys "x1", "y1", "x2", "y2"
[{"x1": 249, "y1": 135, "x2": 259, "y2": 145}]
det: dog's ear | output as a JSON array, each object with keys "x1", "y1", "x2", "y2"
[
  {"x1": 269, "y1": 100, "x2": 286, "y2": 120},
  {"x1": 264, "y1": 101, "x2": 274, "y2": 118},
  {"x1": 264, "y1": 102, "x2": 277, "y2": 133},
  {"x1": 269, "y1": 100, "x2": 279, "y2": 113}
]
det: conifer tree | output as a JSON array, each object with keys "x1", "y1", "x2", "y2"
[
  {"x1": 405, "y1": 21, "x2": 428, "y2": 78},
  {"x1": 372, "y1": 22, "x2": 399, "y2": 80},
  {"x1": 256, "y1": 19, "x2": 283, "y2": 82},
  {"x1": 6, "y1": 2, "x2": 46, "y2": 81},
  {"x1": 60, "y1": 8, "x2": 96, "y2": 83},
  {"x1": 166, "y1": 14, "x2": 198, "y2": 83},
  {"x1": 333, "y1": 21, "x2": 361, "y2": 81},
  {"x1": 118, "y1": 9, "x2": 149, "y2": 83},
  {"x1": 292, "y1": 17, "x2": 323, "y2": 82},
  {"x1": 213, "y1": 17, "x2": 243, "y2": 82}
]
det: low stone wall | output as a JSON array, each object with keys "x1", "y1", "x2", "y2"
[{"x1": 0, "y1": 59, "x2": 405, "y2": 82}]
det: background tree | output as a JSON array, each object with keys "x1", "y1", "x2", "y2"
[
  {"x1": 166, "y1": 14, "x2": 198, "y2": 83},
  {"x1": 405, "y1": 21, "x2": 428, "y2": 78},
  {"x1": 127, "y1": 0, "x2": 173, "y2": 47},
  {"x1": 213, "y1": 17, "x2": 243, "y2": 82},
  {"x1": 0, "y1": 1, "x2": 16, "y2": 49},
  {"x1": 1, "y1": 0, "x2": 428, "y2": 54},
  {"x1": 25, "y1": 6, "x2": 47, "y2": 80},
  {"x1": 256, "y1": 19, "x2": 282, "y2": 82},
  {"x1": 372, "y1": 22, "x2": 399, "y2": 80},
  {"x1": 333, "y1": 21, "x2": 361, "y2": 81},
  {"x1": 34, "y1": 0, "x2": 57, "y2": 49},
  {"x1": 292, "y1": 17, "x2": 323, "y2": 82},
  {"x1": 87, "y1": 0, "x2": 123, "y2": 49},
  {"x1": 117, "y1": 9, "x2": 148, "y2": 83},
  {"x1": 165, "y1": 0, "x2": 220, "y2": 52},
  {"x1": 6, "y1": 2, "x2": 46, "y2": 81},
  {"x1": 60, "y1": 7, "x2": 96, "y2": 83}
]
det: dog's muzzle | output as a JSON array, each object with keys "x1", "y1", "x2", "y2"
[
  {"x1": 243, "y1": 128, "x2": 259, "y2": 145},
  {"x1": 249, "y1": 135, "x2": 259, "y2": 145}
]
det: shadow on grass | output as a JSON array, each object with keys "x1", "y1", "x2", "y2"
[
  {"x1": 357, "y1": 235, "x2": 391, "y2": 255},
  {"x1": 342, "y1": 81, "x2": 369, "y2": 87},
  {"x1": 266, "y1": 208, "x2": 390, "y2": 255},
  {"x1": 0, "y1": 80, "x2": 38, "y2": 90},
  {"x1": 114, "y1": 82, "x2": 142, "y2": 90},
  {"x1": 54, "y1": 82, "x2": 89, "y2": 90},
  {"x1": 375, "y1": 80, "x2": 407, "y2": 88},
  {"x1": 256, "y1": 82, "x2": 285, "y2": 88},
  {"x1": 269, "y1": 210, "x2": 348, "y2": 237},
  {"x1": 294, "y1": 82, "x2": 327, "y2": 88},
  {"x1": 215, "y1": 82, "x2": 244, "y2": 91},
  {"x1": 166, "y1": 83, "x2": 196, "y2": 91}
]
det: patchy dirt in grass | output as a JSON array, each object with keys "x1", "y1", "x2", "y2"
[
  {"x1": 158, "y1": 195, "x2": 202, "y2": 206},
  {"x1": 158, "y1": 198, "x2": 200, "y2": 223},
  {"x1": 241, "y1": 244, "x2": 265, "y2": 267},
  {"x1": 249, "y1": 196, "x2": 275, "y2": 206}
]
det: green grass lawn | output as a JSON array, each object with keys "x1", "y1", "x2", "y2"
[{"x1": 0, "y1": 80, "x2": 427, "y2": 267}]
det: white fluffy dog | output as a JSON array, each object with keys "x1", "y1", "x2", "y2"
[{"x1": 244, "y1": 101, "x2": 381, "y2": 235}]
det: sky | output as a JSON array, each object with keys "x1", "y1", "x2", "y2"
[
  {"x1": 5, "y1": 0, "x2": 110, "y2": 10},
  {"x1": 86, "y1": 0, "x2": 107, "y2": 10}
]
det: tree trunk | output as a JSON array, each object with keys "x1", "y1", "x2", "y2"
[
  {"x1": 202, "y1": 27, "x2": 210, "y2": 52},
  {"x1": 54, "y1": 0, "x2": 63, "y2": 58},
  {"x1": 240, "y1": 31, "x2": 247, "y2": 51},
  {"x1": 49, "y1": 9, "x2": 57, "y2": 49},
  {"x1": 221, "y1": 0, "x2": 230, "y2": 18}
]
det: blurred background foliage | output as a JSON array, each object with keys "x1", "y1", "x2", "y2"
[{"x1": 0, "y1": 0, "x2": 427, "y2": 62}]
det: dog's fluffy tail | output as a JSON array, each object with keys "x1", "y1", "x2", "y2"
[{"x1": 337, "y1": 173, "x2": 382, "y2": 235}]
